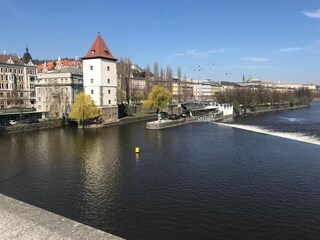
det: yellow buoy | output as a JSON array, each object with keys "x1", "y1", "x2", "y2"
[{"x1": 135, "y1": 147, "x2": 140, "y2": 153}]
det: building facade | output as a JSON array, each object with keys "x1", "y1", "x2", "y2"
[
  {"x1": 0, "y1": 48, "x2": 36, "y2": 110},
  {"x1": 35, "y1": 67, "x2": 83, "y2": 119},
  {"x1": 193, "y1": 80, "x2": 212, "y2": 101},
  {"x1": 172, "y1": 78, "x2": 194, "y2": 101},
  {"x1": 82, "y1": 34, "x2": 118, "y2": 122}
]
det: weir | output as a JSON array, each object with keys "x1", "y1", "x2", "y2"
[{"x1": 213, "y1": 122, "x2": 320, "y2": 146}]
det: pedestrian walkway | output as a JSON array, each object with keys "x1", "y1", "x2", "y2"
[{"x1": 0, "y1": 194, "x2": 122, "y2": 240}]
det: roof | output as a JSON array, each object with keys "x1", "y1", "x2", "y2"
[
  {"x1": 37, "y1": 58, "x2": 82, "y2": 72},
  {"x1": 82, "y1": 34, "x2": 117, "y2": 61},
  {"x1": 52, "y1": 67, "x2": 83, "y2": 75},
  {"x1": 0, "y1": 54, "x2": 24, "y2": 65}
]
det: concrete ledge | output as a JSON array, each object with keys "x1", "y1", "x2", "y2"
[
  {"x1": 0, "y1": 194, "x2": 123, "y2": 240},
  {"x1": 146, "y1": 118, "x2": 187, "y2": 130}
]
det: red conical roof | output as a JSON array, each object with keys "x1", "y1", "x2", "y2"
[{"x1": 82, "y1": 34, "x2": 117, "y2": 61}]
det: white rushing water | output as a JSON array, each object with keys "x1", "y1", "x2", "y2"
[{"x1": 214, "y1": 122, "x2": 320, "y2": 146}]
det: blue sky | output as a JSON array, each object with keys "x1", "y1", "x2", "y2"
[{"x1": 1, "y1": 0, "x2": 319, "y2": 83}]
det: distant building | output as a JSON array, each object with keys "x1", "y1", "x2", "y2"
[
  {"x1": 0, "y1": 48, "x2": 36, "y2": 110},
  {"x1": 172, "y1": 78, "x2": 194, "y2": 101},
  {"x1": 193, "y1": 80, "x2": 212, "y2": 101},
  {"x1": 82, "y1": 33, "x2": 118, "y2": 122},
  {"x1": 37, "y1": 57, "x2": 82, "y2": 73},
  {"x1": 35, "y1": 67, "x2": 83, "y2": 119}
]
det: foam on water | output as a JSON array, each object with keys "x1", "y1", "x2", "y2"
[
  {"x1": 214, "y1": 122, "x2": 320, "y2": 146},
  {"x1": 279, "y1": 116, "x2": 300, "y2": 122}
]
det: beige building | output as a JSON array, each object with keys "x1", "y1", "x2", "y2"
[
  {"x1": 35, "y1": 67, "x2": 83, "y2": 119},
  {"x1": 172, "y1": 78, "x2": 194, "y2": 101},
  {"x1": 0, "y1": 48, "x2": 36, "y2": 110},
  {"x1": 193, "y1": 80, "x2": 212, "y2": 101}
]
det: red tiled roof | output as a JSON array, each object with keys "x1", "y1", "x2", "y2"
[
  {"x1": 37, "y1": 59, "x2": 83, "y2": 71},
  {"x1": 82, "y1": 34, "x2": 117, "y2": 61}
]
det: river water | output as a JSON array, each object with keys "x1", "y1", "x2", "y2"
[{"x1": 0, "y1": 103, "x2": 320, "y2": 240}]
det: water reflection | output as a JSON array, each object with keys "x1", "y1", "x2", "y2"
[
  {"x1": 73, "y1": 128, "x2": 123, "y2": 219},
  {"x1": 1, "y1": 121, "x2": 320, "y2": 239}
]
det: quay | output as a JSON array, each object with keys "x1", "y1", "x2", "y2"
[
  {"x1": 146, "y1": 118, "x2": 189, "y2": 129},
  {"x1": 0, "y1": 194, "x2": 122, "y2": 240}
]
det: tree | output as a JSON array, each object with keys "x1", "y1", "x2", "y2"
[
  {"x1": 177, "y1": 66, "x2": 182, "y2": 102},
  {"x1": 69, "y1": 92, "x2": 101, "y2": 127},
  {"x1": 153, "y1": 62, "x2": 159, "y2": 85},
  {"x1": 117, "y1": 57, "x2": 132, "y2": 104},
  {"x1": 166, "y1": 65, "x2": 173, "y2": 92},
  {"x1": 144, "y1": 64, "x2": 151, "y2": 98},
  {"x1": 143, "y1": 85, "x2": 172, "y2": 111}
]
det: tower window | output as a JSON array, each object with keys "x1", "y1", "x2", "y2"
[
  {"x1": 108, "y1": 100, "x2": 111, "y2": 104},
  {"x1": 90, "y1": 66, "x2": 93, "y2": 70},
  {"x1": 91, "y1": 90, "x2": 94, "y2": 94},
  {"x1": 107, "y1": 79, "x2": 110, "y2": 84},
  {"x1": 108, "y1": 90, "x2": 111, "y2": 94},
  {"x1": 91, "y1": 50, "x2": 95, "y2": 55},
  {"x1": 105, "y1": 50, "x2": 109, "y2": 55},
  {"x1": 91, "y1": 79, "x2": 93, "y2": 83},
  {"x1": 107, "y1": 66, "x2": 110, "y2": 71}
]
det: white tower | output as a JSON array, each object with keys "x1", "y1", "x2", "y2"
[{"x1": 82, "y1": 33, "x2": 118, "y2": 122}]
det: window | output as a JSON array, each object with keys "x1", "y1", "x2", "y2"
[
  {"x1": 91, "y1": 79, "x2": 93, "y2": 83},
  {"x1": 90, "y1": 66, "x2": 93, "y2": 70},
  {"x1": 91, "y1": 89, "x2": 94, "y2": 94},
  {"x1": 108, "y1": 100, "x2": 111, "y2": 104},
  {"x1": 91, "y1": 50, "x2": 95, "y2": 55},
  {"x1": 107, "y1": 66, "x2": 110, "y2": 71},
  {"x1": 107, "y1": 79, "x2": 110, "y2": 84},
  {"x1": 108, "y1": 90, "x2": 111, "y2": 94},
  {"x1": 105, "y1": 50, "x2": 109, "y2": 55}
]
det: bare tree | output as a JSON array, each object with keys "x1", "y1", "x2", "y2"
[
  {"x1": 177, "y1": 66, "x2": 182, "y2": 102},
  {"x1": 160, "y1": 67, "x2": 165, "y2": 87},
  {"x1": 166, "y1": 65, "x2": 173, "y2": 92},
  {"x1": 117, "y1": 57, "x2": 132, "y2": 104},
  {"x1": 144, "y1": 64, "x2": 151, "y2": 98},
  {"x1": 153, "y1": 62, "x2": 159, "y2": 86}
]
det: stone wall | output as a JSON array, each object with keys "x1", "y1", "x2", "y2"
[
  {"x1": 101, "y1": 107, "x2": 118, "y2": 123},
  {"x1": 0, "y1": 119, "x2": 65, "y2": 134}
]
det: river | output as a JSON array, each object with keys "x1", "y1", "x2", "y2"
[{"x1": 0, "y1": 103, "x2": 320, "y2": 239}]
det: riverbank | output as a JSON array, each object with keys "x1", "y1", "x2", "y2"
[
  {"x1": 0, "y1": 119, "x2": 65, "y2": 135},
  {"x1": 240, "y1": 103, "x2": 309, "y2": 116},
  {"x1": 213, "y1": 122, "x2": 320, "y2": 146},
  {"x1": 0, "y1": 114, "x2": 158, "y2": 134},
  {"x1": 0, "y1": 194, "x2": 122, "y2": 240}
]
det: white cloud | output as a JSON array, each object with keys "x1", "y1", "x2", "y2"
[
  {"x1": 241, "y1": 57, "x2": 269, "y2": 62},
  {"x1": 279, "y1": 47, "x2": 304, "y2": 52},
  {"x1": 167, "y1": 48, "x2": 225, "y2": 59},
  {"x1": 302, "y1": 9, "x2": 320, "y2": 19}
]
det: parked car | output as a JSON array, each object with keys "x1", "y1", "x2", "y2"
[{"x1": 9, "y1": 120, "x2": 17, "y2": 125}]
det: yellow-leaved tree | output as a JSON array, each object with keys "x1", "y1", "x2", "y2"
[
  {"x1": 69, "y1": 92, "x2": 101, "y2": 126},
  {"x1": 143, "y1": 85, "x2": 172, "y2": 111}
]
